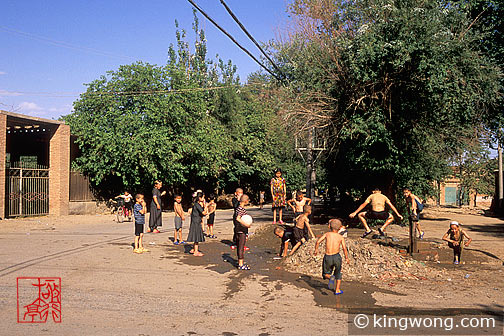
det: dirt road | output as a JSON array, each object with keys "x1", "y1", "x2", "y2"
[{"x1": 0, "y1": 206, "x2": 502, "y2": 335}]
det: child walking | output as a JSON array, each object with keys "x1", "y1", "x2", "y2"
[
  {"x1": 187, "y1": 192, "x2": 207, "y2": 257},
  {"x1": 442, "y1": 221, "x2": 472, "y2": 264},
  {"x1": 173, "y1": 194, "x2": 185, "y2": 245},
  {"x1": 314, "y1": 219, "x2": 350, "y2": 295},
  {"x1": 133, "y1": 194, "x2": 148, "y2": 254},
  {"x1": 206, "y1": 193, "x2": 217, "y2": 238}
]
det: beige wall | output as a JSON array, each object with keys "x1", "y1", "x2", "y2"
[
  {"x1": 0, "y1": 114, "x2": 6, "y2": 218},
  {"x1": 49, "y1": 124, "x2": 70, "y2": 216}
]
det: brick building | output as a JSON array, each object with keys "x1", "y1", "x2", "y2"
[{"x1": 0, "y1": 110, "x2": 70, "y2": 218}]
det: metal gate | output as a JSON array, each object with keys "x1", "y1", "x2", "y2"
[{"x1": 6, "y1": 163, "x2": 49, "y2": 217}]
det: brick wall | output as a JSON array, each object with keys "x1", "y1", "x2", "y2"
[
  {"x1": 0, "y1": 114, "x2": 6, "y2": 218},
  {"x1": 49, "y1": 124, "x2": 70, "y2": 215}
]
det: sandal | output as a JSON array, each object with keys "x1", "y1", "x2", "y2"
[
  {"x1": 238, "y1": 264, "x2": 250, "y2": 270},
  {"x1": 334, "y1": 290, "x2": 344, "y2": 295},
  {"x1": 361, "y1": 230, "x2": 373, "y2": 238}
]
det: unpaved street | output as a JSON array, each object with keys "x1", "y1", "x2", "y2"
[{"x1": 0, "y1": 206, "x2": 503, "y2": 335}]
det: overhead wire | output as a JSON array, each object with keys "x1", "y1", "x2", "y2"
[
  {"x1": 218, "y1": 0, "x2": 285, "y2": 79},
  {"x1": 0, "y1": 25, "x2": 139, "y2": 61},
  {"x1": 186, "y1": 0, "x2": 282, "y2": 81},
  {"x1": 0, "y1": 82, "x2": 268, "y2": 98}
]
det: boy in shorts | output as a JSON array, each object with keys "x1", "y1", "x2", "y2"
[
  {"x1": 133, "y1": 194, "x2": 148, "y2": 254},
  {"x1": 289, "y1": 205, "x2": 316, "y2": 255},
  {"x1": 206, "y1": 193, "x2": 217, "y2": 238},
  {"x1": 402, "y1": 187, "x2": 425, "y2": 239},
  {"x1": 314, "y1": 219, "x2": 350, "y2": 295},
  {"x1": 173, "y1": 194, "x2": 185, "y2": 245},
  {"x1": 349, "y1": 187, "x2": 403, "y2": 238}
]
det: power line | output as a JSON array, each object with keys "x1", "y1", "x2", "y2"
[
  {"x1": 0, "y1": 82, "x2": 267, "y2": 98},
  {"x1": 186, "y1": 0, "x2": 282, "y2": 81},
  {"x1": 0, "y1": 25, "x2": 139, "y2": 61},
  {"x1": 219, "y1": 0, "x2": 285, "y2": 79}
]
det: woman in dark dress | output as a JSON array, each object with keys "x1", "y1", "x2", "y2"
[
  {"x1": 187, "y1": 192, "x2": 207, "y2": 256},
  {"x1": 148, "y1": 180, "x2": 165, "y2": 233}
]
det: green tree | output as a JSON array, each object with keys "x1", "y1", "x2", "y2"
[
  {"x1": 64, "y1": 13, "x2": 304, "y2": 198},
  {"x1": 268, "y1": 0, "x2": 502, "y2": 201}
]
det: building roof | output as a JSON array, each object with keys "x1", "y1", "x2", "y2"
[{"x1": 1, "y1": 110, "x2": 65, "y2": 130}]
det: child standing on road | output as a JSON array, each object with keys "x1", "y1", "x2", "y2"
[
  {"x1": 206, "y1": 193, "x2": 217, "y2": 238},
  {"x1": 314, "y1": 219, "x2": 350, "y2": 295},
  {"x1": 259, "y1": 191, "x2": 265, "y2": 209},
  {"x1": 270, "y1": 169, "x2": 287, "y2": 224},
  {"x1": 289, "y1": 205, "x2": 316, "y2": 255},
  {"x1": 235, "y1": 194, "x2": 252, "y2": 270},
  {"x1": 231, "y1": 188, "x2": 244, "y2": 250},
  {"x1": 442, "y1": 221, "x2": 472, "y2": 265},
  {"x1": 133, "y1": 194, "x2": 148, "y2": 254},
  {"x1": 173, "y1": 195, "x2": 185, "y2": 245},
  {"x1": 187, "y1": 192, "x2": 207, "y2": 257}
]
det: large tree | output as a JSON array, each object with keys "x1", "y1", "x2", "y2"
[
  {"x1": 64, "y1": 14, "x2": 304, "y2": 198},
  {"x1": 268, "y1": 0, "x2": 502, "y2": 200}
]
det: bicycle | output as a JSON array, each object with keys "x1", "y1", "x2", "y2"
[{"x1": 110, "y1": 198, "x2": 132, "y2": 223}]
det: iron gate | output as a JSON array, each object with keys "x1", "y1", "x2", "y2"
[{"x1": 6, "y1": 163, "x2": 49, "y2": 217}]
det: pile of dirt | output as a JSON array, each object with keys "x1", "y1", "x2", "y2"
[{"x1": 284, "y1": 238, "x2": 454, "y2": 281}]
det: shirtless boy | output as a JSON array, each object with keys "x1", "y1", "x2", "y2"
[
  {"x1": 402, "y1": 187, "x2": 425, "y2": 239},
  {"x1": 314, "y1": 219, "x2": 350, "y2": 295},
  {"x1": 349, "y1": 187, "x2": 403, "y2": 238},
  {"x1": 173, "y1": 195, "x2": 185, "y2": 245},
  {"x1": 289, "y1": 205, "x2": 316, "y2": 255},
  {"x1": 287, "y1": 191, "x2": 312, "y2": 217}
]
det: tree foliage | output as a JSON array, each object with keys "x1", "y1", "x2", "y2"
[
  {"x1": 64, "y1": 13, "x2": 304, "y2": 198},
  {"x1": 268, "y1": 0, "x2": 502, "y2": 200}
]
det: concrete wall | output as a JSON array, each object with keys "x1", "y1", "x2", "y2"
[{"x1": 68, "y1": 201, "x2": 106, "y2": 215}]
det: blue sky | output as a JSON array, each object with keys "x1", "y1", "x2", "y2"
[{"x1": 0, "y1": 0, "x2": 290, "y2": 120}]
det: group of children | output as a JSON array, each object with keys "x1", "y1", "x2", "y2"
[{"x1": 129, "y1": 183, "x2": 473, "y2": 295}]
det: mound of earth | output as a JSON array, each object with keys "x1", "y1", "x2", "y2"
[{"x1": 284, "y1": 238, "x2": 453, "y2": 281}]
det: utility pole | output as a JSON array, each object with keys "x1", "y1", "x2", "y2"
[
  {"x1": 498, "y1": 140, "x2": 503, "y2": 209},
  {"x1": 296, "y1": 127, "x2": 326, "y2": 199},
  {"x1": 306, "y1": 128, "x2": 314, "y2": 198}
]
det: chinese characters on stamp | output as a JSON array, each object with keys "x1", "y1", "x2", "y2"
[{"x1": 17, "y1": 277, "x2": 61, "y2": 323}]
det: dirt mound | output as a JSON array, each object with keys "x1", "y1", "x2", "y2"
[{"x1": 284, "y1": 238, "x2": 450, "y2": 281}]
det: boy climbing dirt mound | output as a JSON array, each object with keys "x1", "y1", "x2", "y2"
[{"x1": 314, "y1": 219, "x2": 350, "y2": 295}]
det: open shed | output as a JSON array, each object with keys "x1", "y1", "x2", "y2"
[{"x1": 0, "y1": 110, "x2": 70, "y2": 218}]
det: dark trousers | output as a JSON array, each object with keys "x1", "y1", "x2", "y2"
[{"x1": 236, "y1": 232, "x2": 246, "y2": 260}]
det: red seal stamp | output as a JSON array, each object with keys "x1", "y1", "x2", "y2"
[{"x1": 17, "y1": 277, "x2": 62, "y2": 323}]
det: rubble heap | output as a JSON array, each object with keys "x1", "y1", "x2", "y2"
[{"x1": 284, "y1": 238, "x2": 450, "y2": 281}]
